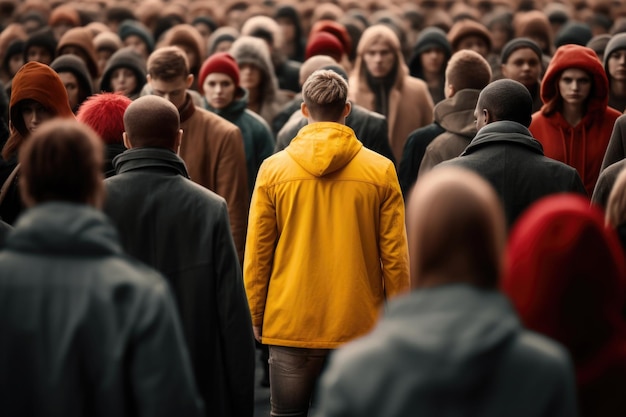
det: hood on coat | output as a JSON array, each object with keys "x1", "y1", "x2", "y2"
[
  {"x1": 99, "y1": 47, "x2": 147, "y2": 97},
  {"x1": 351, "y1": 24, "x2": 408, "y2": 91},
  {"x1": 159, "y1": 24, "x2": 206, "y2": 73},
  {"x1": 603, "y1": 33, "x2": 626, "y2": 81},
  {"x1": 7, "y1": 202, "x2": 122, "y2": 257},
  {"x1": 408, "y1": 27, "x2": 451, "y2": 79},
  {"x1": 368, "y1": 285, "x2": 522, "y2": 393},
  {"x1": 230, "y1": 35, "x2": 279, "y2": 101},
  {"x1": 286, "y1": 122, "x2": 362, "y2": 177},
  {"x1": 433, "y1": 89, "x2": 480, "y2": 137},
  {"x1": 50, "y1": 54, "x2": 95, "y2": 102},
  {"x1": 56, "y1": 27, "x2": 100, "y2": 79},
  {"x1": 207, "y1": 26, "x2": 239, "y2": 56},
  {"x1": 9, "y1": 61, "x2": 74, "y2": 137},
  {"x1": 502, "y1": 194, "x2": 626, "y2": 376},
  {"x1": 540, "y1": 44, "x2": 609, "y2": 115}
]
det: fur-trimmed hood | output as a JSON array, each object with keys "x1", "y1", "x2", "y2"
[{"x1": 230, "y1": 36, "x2": 278, "y2": 100}]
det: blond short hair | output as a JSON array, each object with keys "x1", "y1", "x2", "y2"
[{"x1": 302, "y1": 69, "x2": 348, "y2": 121}]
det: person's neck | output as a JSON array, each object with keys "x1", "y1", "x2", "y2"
[
  {"x1": 423, "y1": 70, "x2": 441, "y2": 85},
  {"x1": 611, "y1": 79, "x2": 626, "y2": 97},
  {"x1": 246, "y1": 88, "x2": 261, "y2": 112},
  {"x1": 562, "y1": 102, "x2": 585, "y2": 127}
]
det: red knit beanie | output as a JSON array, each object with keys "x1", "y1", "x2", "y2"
[
  {"x1": 198, "y1": 52, "x2": 240, "y2": 94},
  {"x1": 305, "y1": 32, "x2": 343, "y2": 61}
]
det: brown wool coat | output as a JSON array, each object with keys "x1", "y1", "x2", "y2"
[
  {"x1": 349, "y1": 25, "x2": 434, "y2": 164},
  {"x1": 178, "y1": 94, "x2": 249, "y2": 263}
]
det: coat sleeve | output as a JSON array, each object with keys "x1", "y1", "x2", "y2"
[
  {"x1": 366, "y1": 117, "x2": 395, "y2": 165},
  {"x1": 214, "y1": 199, "x2": 256, "y2": 417},
  {"x1": 243, "y1": 163, "x2": 278, "y2": 327},
  {"x1": 379, "y1": 162, "x2": 410, "y2": 299},
  {"x1": 129, "y1": 278, "x2": 205, "y2": 417},
  {"x1": 216, "y1": 128, "x2": 249, "y2": 264},
  {"x1": 600, "y1": 114, "x2": 626, "y2": 172}
]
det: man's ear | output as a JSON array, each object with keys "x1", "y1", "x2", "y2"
[
  {"x1": 123, "y1": 132, "x2": 132, "y2": 149},
  {"x1": 301, "y1": 102, "x2": 310, "y2": 118},
  {"x1": 146, "y1": 74, "x2": 152, "y2": 85},
  {"x1": 483, "y1": 108, "x2": 492, "y2": 124},
  {"x1": 186, "y1": 74, "x2": 194, "y2": 89},
  {"x1": 342, "y1": 101, "x2": 351, "y2": 118}
]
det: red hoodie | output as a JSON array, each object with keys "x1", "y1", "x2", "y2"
[
  {"x1": 502, "y1": 194, "x2": 626, "y2": 416},
  {"x1": 529, "y1": 45, "x2": 620, "y2": 195}
]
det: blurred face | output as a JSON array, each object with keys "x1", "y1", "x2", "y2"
[
  {"x1": 363, "y1": 40, "x2": 396, "y2": 78},
  {"x1": 124, "y1": 35, "x2": 149, "y2": 60},
  {"x1": 558, "y1": 68, "x2": 591, "y2": 107},
  {"x1": 59, "y1": 45, "x2": 87, "y2": 63},
  {"x1": 97, "y1": 49, "x2": 114, "y2": 74},
  {"x1": 239, "y1": 63, "x2": 262, "y2": 91},
  {"x1": 26, "y1": 45, "x2": 52, "y2": 65},
  {"x1": 52, "y1": 22, "x2": 73, "y2": 41},
  {"x1": 203, "y1": 73, "x2": 236, "y2": 109},
  {"x1": 149, "y1": 75, "x2": 191, "y2": 110},
  {"x1": 491, "y1": 24, "x2": 510, "y2": 53},
  {"x1": 457, "y1": 35, "x2": 489, "y2": 58},
  {"x1": 420, "y1": 47, "x2": 446, "y2": 75},
  {"x1": 214, "y1": 40, "x2": 233, "y2": 53},
  {"x1": 58, "y1": 71, "x2": 79, "y2": 110},
  {"x1": 501, "y1": 48, "x2": 541, "y2": 89},
  {"x1": 21, "y1": 100, "x2": 52, "y2": 134},
  {"x1": 608, "y1": 49, "x2": 626, "y2": 82},
  {"x1": 277, "y1": 17, "x2": 296, "y2": 42},
  {"x1": 8, "y1": 53, "x2": 24, "y2": 77},
  {"x1": 110, "y1": 67, "x2": 138, "y2": 97},
  {"x1": 193, "y1": 22, "x2": 213, "y2": 42}
]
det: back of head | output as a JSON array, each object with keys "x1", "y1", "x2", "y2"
[
  {"x1": 77, "y1": 93, "x2": 132, "y2": 145},
  {"x1": 407, "y1": 167, "x2": 506, "y2": 289},
  {"x1": 445, "y1": 49, "x2": 492, "y2": 91},
  {"x1": 147, "y1": 45, "x2": 189, "y2": 81},
  {"x1": 123, "y1": 95, "x2": 180, "y2": 150},
  {"x1": 478, "y1": 79, "x2": 532, "y2": 126},
  {"x1": 502, "y1": 194, "x2": 626, "y2": 355},
  {"x1": 302, "y1": 69, "x2": 348, "y2": 122},
  {"x1": 19, "y1": 119, "x2": 104, "y2": 207}
]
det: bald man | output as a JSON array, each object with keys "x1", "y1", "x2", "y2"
[
  {"x1": 313, "y1": 167, "x2": 578, "y2": 417},
  {"x1": 103, "y1": 95, "x2": 255, "y2": 417},
  {"x1": 439, "y1": 78, "x2": 586, "y2": 227}
]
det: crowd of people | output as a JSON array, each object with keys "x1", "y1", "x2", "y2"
[{"x1": 0, "y1": 0, "x2": 625, "y2": 416}]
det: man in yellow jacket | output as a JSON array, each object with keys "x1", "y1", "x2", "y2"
[{"x1": 244, "y1": 69, "x2": 410, "y2": 417}]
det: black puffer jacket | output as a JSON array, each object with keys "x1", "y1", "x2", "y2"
[{"x1": 0, "y1": 202, "x2": 204, "y2": 417}]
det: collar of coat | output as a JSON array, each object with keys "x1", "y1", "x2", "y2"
[
  {"x1": 6, "y1": 202, "x2": 123, "y2": 257},
  {"x1": 462, "y1": 121, "x2": 544, "y2": 156},
  {"x1": 112, "y1": 147, "x2": 190, "y2": 178}
]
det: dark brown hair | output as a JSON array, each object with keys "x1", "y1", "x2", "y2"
[{"x1": 19, "y1": 120, "x2": 104, "y2": 206}]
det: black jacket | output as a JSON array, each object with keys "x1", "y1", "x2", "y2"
[
  {"x1": 0, "y1": 202, "x2": 204, "y2": 417},
  {"x1": 440, "y1": 121, "x2": 586, "y2": 227},
  {"x1": 275, "y1": 104, "x2": 395, "y2": 164},
  {"x1": 104, "y1": 148, "x2": 255, "y2": 417}
]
